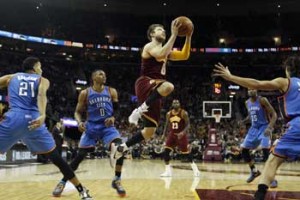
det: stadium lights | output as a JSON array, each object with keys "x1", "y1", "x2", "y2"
[
  {"x1": 273, "y1": 37, "x2": 281, "y2": 46},
  {"x1": 219, "y1": 38, "x2": 225, "y2": 44}
]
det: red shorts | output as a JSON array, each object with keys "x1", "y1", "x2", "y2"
[
  {"x1": 135, "y1": 76, "x2": 165, "y2": 126},
  {"x1": 165, "y1": 132, "x2": 188, "y2": 153}
]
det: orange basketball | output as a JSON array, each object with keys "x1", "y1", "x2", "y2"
[{"x1": 174, "y1": 16, "x2": 194, "y2": 37}]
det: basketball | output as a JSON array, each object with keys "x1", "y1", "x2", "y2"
[{"x1": 174, "y1": 16, "x2": 194, "y2": 37}]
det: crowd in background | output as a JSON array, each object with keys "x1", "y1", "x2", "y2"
[{"x1": 0, "y1": 44, "x2": 288, "y2": 164}]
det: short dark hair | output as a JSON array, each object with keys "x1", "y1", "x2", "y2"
[
  {"x1": 283, "y1": 56, "x2": 300, "y2": 77},
  {"x1": 22, "y1": 57, "x2": 40, "y2": 71},
  {"x1": 147, "y1": 24, "x2": 164, "y2": 41},
  {"x1": 90, "y1": 69, "x2": 105, "y2": 85}
]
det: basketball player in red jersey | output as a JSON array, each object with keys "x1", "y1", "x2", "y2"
[
  {"x1": 111, "y1": 19, "x2": 193, "y2": 161},
  {"x1": 160, "y1": 99, "x2": 200, "y2": 177}
]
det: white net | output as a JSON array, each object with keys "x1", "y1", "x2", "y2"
[{"x1": 214, "y1": 114, "x2": 221, "y2": 123}]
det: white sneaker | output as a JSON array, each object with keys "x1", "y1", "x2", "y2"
[
  {"x1": 160, "y1": 165, "x2": 172, "y2": 177},
  {"x1": 128, "y1": 103, "x2": 148, "y2": 125},
  {"x1": 160, "y1": 177, "x2": 172, "y2": 189}
]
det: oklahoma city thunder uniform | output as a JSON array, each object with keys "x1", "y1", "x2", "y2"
[
  {"x1": 165, "y1": 109, "x2": 189, "y2": 153},
  {"x1": 0, "y1": 73, "x2": 55, "y2": 153},
  {"x1": 79, "y1": 86, "x2": 120, "y2": 148},
  {"x1": 241, "y1": 97, "x2": 271, "y2": 149},
  {"x1": 275, "y1": 78, "x2": 300, "y2": 160},
  {"x1": 135, "y1": 57, "x2": 166, "y2": 126}
]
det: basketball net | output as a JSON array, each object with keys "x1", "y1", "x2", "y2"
[{"x1": 214, "y1": 114, "x2": 221, "y2": 123}]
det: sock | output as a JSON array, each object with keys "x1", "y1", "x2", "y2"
[
  {"x1": 125, "y1": 132, "x2": 145, "y2": 147},
  {"x1": 250, "y1": 163, "x2": 257, "y2": 172},
  {"x1": 145, "y1": 89, "x2": 163, "y2": 106},
  {"x1": 75, "y1": 183, "x2": 84, "y2": 193}
]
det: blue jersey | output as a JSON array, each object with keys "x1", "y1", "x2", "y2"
[
  {"x1": 246, "y1": 96, "x2": 268, "y2": 127},
  {"x1": 278, "y1": 77, "x2": 300, "y2": 121},
  {"x1": 87, "y1": 86, "x2": 113, "y2": 123},
  {"x1": 8, "y1": 73, "x2": 41, "y2": 111}
]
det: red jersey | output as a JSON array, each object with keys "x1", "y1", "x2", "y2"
[
  {"x1": 169, "y1": 109, "x2": 186, "y2": 134},
  {"x1": 141, "y1": 57, "x2": 166, "y2": 79}
]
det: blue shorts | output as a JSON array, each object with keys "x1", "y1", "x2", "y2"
[
  {"x1": 241, "y1": 124, "x2": 271, "y2": 149},
  {"x1": 273, "y1": 117, "x2": 300, "y2": 160},
  {"x1": 79, "y1": 121, "x2": 120, "y2": 148},
  {"x1": 0, "y1": 109, "x2": 55, "y2": 154}
]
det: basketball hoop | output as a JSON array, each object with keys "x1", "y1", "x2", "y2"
[{"x1": 214, "y1": 114, "x2": 221, "y2": 123}]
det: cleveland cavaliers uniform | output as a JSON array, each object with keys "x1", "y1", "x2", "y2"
[
  {"x1": 0, "y1": 73, "x2": 55, "y2": 153},
  {"x1": 241, "y1": 97, "x2": 271, "y2": 149},
  {"x1": 135, "y1": 57, "x2": 167, "y2": 126},
  {"x1": 79, "y1": 86, "x2": 120, "y2": 148},
  {"x1": 275, "y1": 78, "x2": 300, "y2": 159},
  {"x1": 165, "y1": 109, "x2": 189, "y2": 153}
]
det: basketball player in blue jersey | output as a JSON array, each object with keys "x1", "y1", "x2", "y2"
[
  {"x1": 213, "y1": 56, "x2": 300, "y2": 200},
  {"x1": 239, "y1": 89, "x2": 277, "y2": 187},
  {"x1": 53, "y1": 69, "x2": 126, "y2": 197},
  {"x1": 111, "y1": 19, "x2": 193, "y2": 161},
  {"x1": 0, "y1": 57, "x2": 92, "y2": 200}
]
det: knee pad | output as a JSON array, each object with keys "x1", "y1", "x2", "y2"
[{"x1": 241, "y1": 148, "x2": 252, "y2": 163}]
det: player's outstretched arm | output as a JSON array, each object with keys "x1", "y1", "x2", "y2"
[{"x1": 213, "y1": 63, "x2": 288, "y2": 92}]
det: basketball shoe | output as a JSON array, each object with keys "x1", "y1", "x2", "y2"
[
  {"x1": 79, "y1": 187, "x2": 93, "y2": 200},
  {"x1": 112, "y1": 177, "x2": 126, "y2": 197},
  {"x1": 270, "y1": 179, "x2": 278, "y2": 188},
  {"x1": 160, "y1": 164, "x2": 172, "y2": 177},
  {"x1": 52, "y1": 180, "x2": 66, "y2": 197},
  {"x1": 246, "y1": 170, "x2": 261, "y2": 183},
  {"x1": 128, "y1": 102, "x2": 148, "y2": 125}
]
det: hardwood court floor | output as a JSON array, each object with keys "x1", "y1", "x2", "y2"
[{"x1": 1, "y1": 159, "x2": 300, "y2": 200}]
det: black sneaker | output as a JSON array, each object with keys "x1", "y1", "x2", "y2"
[
  {"x1": 246, "y1": 170, "x2": 261, "y2": 183},
  {"x1": 270, "y1": 179, "x2": 278, "y2": 188},
  {"x1": 80, "y1": 187, "x2": 93, "y2": 200},
  {"x1": 112, "y1": 178, "x2": 126, "y2": 197},
  {"x1": 52, "y1": 181, "x2": 66, "y2": 197},
  {"x1": 254, "y1": 190, "x2": 266, "y2": 200}
]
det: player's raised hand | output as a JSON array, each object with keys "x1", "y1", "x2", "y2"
[
  {"x1": 28, "y1": 115, "x2": 46, "y2": 130},
  {"x1": 213, "y1": 63, "x2": 232, "y2": 81},
  {"x1": 171, "y1": 19, "x2": 181, "y2": 36}
]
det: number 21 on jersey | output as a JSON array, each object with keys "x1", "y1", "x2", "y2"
[{"x1": 19, "y1": 82, "x2": 35, "y2": 97}]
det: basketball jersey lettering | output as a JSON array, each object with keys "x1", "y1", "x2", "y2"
[
  {"x1": 19, "y1": 81, "x2": 35, "y2": 97},
  {"x1": 247, "y1": 97, "x2": 268, "y2": 127},
  {"x1": 87, "y1": 87, "x2": 113, "y2": 122},
  {"x1": 169, "y1": 109, "x2": 185, "y2": 134},
  {"x1": 171, "y1": 122, "x2": 179, "y2": 129},
  {"x1": 8, "y1": 73, "x2": 40, "y2": 111}
]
